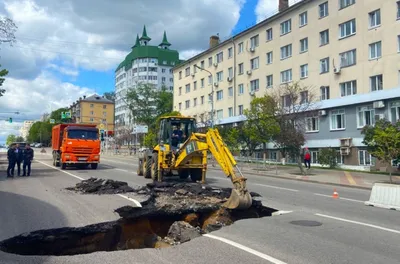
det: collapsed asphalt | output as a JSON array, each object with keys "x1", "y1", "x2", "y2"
[{"x1": 0, "y1": 178, "x2": 276, "y2": 256}]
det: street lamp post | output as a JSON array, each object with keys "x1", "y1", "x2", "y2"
[{"x1": 194, "y1": 65, "x2": 214, "y2": 128}]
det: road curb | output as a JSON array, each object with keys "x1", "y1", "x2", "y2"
[{"x1": 208, "y1": 168, "x2": 373, "y2": 190}]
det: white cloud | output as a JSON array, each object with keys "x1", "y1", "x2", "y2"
[{"x1": 255, "y1": 0, "x2": 297, "y2": 23}]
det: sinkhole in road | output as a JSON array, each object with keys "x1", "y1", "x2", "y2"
[{"x1": 0, "y1": 178, "x2": 278, "y2": 256}]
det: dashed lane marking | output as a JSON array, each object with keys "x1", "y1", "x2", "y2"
[
  {"x1": 115, "y1": 168, "x2": 128, "y2": 172},
  {"x1": 204, "y1": 234, "x2": 287, "y2": 264},
  {"x1": 253, "y1": 183, "x2": 299, "y2": 192},
  {"x1": 36, "y1": 160, "x2": 142, "y2": 207}
]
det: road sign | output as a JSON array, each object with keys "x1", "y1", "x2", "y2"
[
  {"x1": 61, "y1": 111, "x2": 72, "y2": 119},
  {"x1": 132, "y1": 125, "x2": 148, "y2": 134},
  {"x1": 99, "y1": 123, "x2": 105, "y2": 129},
  {"x1": 50, "y1": 119, "x2": 55, "y2": 124},
  {"x1": 99, "y1": 129, "x2": 104, "y2": 133}
]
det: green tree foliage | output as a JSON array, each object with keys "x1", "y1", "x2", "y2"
[
  {"x1": 218, "y1": 126, "x2": 240, "y2": 153},
  {"x1": 318, "y1": 147, "x2": 338, "y2": 168},
  {"x1": 103, "y1": 91, "x2": 115, "y2": 101},
  {"x1": 6, "y1": 134, "x2": 16, "y2": 145},
  {"x1": 50, "y1": 107, "x2": 69, "y2": 123},
  {"x1": 143, "y1": 131, "x2": 157, "y2": 148},
  {"x1": 155, "y1": 86, "x2": 173, "y2": 117},
  {"x1": 362, "y1": 119, "x2": 400, "y2": 183},
  {"x1": 15, "y1": 136, "x2": 24, "y2": 142},
  {"x1": 244, "y1": 95, "x2": 280, "y2": 158},
  {"x1": 28, "y1": 121, "x2": 53, "y2": 145},
  {"x1": 0, "y1": 66, "x2": 8, "y2": 97}
]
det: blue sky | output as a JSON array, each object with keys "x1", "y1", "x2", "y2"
[{"x1": 63, "y1": 0, "x2": 259, "y2": 96}]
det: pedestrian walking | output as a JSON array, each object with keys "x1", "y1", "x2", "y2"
[
  {"x1": 22, "y1": 143, "x2": 34, "y2": 176},
  {"x1": 7, "y1": 144, "x2": 17, "y2": 177},
  {"x1": 15, "y1": 143, "x2": 23, "y2": 176},
  {"x1": 304, "y1": 147, "x2": 311, "y2": 170}
]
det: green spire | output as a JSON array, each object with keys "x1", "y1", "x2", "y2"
[
  {"x1": 139, "y1": 25, "x2": 151, "y2": 41},
  {"x1": 159, "y1": 31, "x2": 171, "y2": 46},
  {"x1": 132, "y1": 34, "x2": 141, "y2": 49}
]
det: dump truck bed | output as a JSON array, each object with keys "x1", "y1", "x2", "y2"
[{"x1": 52, "y1": 123, "x2": 98, "y2": 151}]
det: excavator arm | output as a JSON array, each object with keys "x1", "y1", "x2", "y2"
[{"x1": 173, "y1": 128, "x2": 253, "y2": 210}]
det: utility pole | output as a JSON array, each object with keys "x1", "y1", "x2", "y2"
[{"x1": 194, "y1": 65, "x2": 214, "y2": 128}]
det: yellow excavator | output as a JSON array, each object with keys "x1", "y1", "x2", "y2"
[{"x1": 137, "y1": 115, "x2": 252, "y2": 210}]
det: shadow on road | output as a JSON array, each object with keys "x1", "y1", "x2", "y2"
[{"x1": 0, "y1": 191, "x2": 68, "y2": 263}]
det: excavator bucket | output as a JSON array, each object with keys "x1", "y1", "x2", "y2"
[{"x1": 223, "y1": 189, "x2": 253, "y2": 210}]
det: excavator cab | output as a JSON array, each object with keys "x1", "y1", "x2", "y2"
[{"x1": 137, "y1": 115, "x2": 253, "y2": 210}]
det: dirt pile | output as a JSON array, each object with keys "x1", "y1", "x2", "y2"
[{"x1": 66, "y1": 178, "x2": 135, "y2": 194}]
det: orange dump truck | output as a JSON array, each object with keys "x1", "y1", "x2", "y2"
[{"x1": 52, "y1": 123, "x2": 101, "y2": 170}]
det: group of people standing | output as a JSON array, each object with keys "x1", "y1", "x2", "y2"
[{"x1": 6, "y1": 143, "x2": 34, "y2": 177}]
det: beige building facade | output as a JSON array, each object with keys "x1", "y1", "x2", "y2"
[{"x1": 173, "y1": 0, "x2": 400, "y2": 171}]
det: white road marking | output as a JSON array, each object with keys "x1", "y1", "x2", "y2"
[
  {"x1": 204, "y1": 234, "x2": 287, "y2": 264},
  {"x1": 315, "y1": 213, "x2": 400, "y2": 234},
  {"x1": 314, "y1": 193, "x2": 364, "y2": 203},
  {"x1": 36, "y1": 160, "x2": 142, "y2": 207},
  {"x1": 272, "y1": 210, "x2": 293, "y2": 216},
  {"x1": 253, "y1": 183, "x2": 299, "y2": 192},
  {"x1": 115, "y1": 168, "x2": 128, "y2": 172}
]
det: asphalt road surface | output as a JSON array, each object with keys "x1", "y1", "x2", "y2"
[{"x1": 0, "y1": 152, "x2": 399, "y2": 264}]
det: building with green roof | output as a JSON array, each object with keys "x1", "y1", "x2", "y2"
[{"x1": 115, "y1": 25, "x2": 182, "y2": 126}]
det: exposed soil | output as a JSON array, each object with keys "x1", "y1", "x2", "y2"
[{"x1": 0, "y1": 178, "x2": 276, "y2": 256}]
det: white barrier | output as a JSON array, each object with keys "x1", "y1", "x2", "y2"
[{"x1": 365, "y1": 183, "x2": 400, "y2": 211}]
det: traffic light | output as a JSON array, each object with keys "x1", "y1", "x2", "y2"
[
  {"x1": 8, "y1": 117, "x2": 12, "y2": 123},
  {"x1": 100, "y1": 132, "x2": 104, "y2": 141}
]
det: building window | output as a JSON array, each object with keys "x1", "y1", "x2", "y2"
[
  {"x1": 90, "y1": 104, "x2": 94, "y2": 108},
  {"x1": 208, "y1": 57, "x2": 212, "y2": 67},
  {"x1": 390, "y1": 101, "x2": 400, "y2": 122},
  {"x1": 228, "y1": 47, "x2": 233, "y2": 58},
  {"x1": 306, "y1": 117, "x2": 319, "y2": 132},
  {"x1": 250, "y1": 35, "x2": 259, "y2": 48},
  {"x1": 311, "y1": 151, "x2": 319, "y2": 164},
  {"x1": 266, "y1": 75, "x2": 273, "y2": 88},
  {"x1": 185, "y1": 67, "x2": 190, "y2": 76},
  {"x1": 300, "y1": 90, "x2": 309, "y2": 104},
  {"x1": 339, "y1": 0, "x2": 355, "y2": 9},
  {"x1": 103, "y1": 111, "x2": 107, "y2": 117},
  {"x1": 340, "y1": 80, "x2": 357, "y2": 96},
  {"x1": 179, "y1": 103, "x2": 182, "y2": 110},
  {"x1": 228, "y1": 67, "x2": 233, "y2": 78},
  {"x1": 90, "y1": 118, "x2": 94, "y2": 122},
  {"x1": 179, "y1": 87, "x2": 182, "y2": 95},
  {"x1": 238, "y1": 105, "x2": 244, "y2": 115},
  {"x1": 266, "y1": 51, "x2": 273, "y2": 64},
  {"x1": 208, "y1": 75, "x2": 212, "y2": 84},
  {"x1": 266, "y1": 28, "x2": 273, "y2": 41},
  {"x1": 340, "y1": 49, "x2": 356, "y2": 67},
  {"x1": 201, "y1": 96, "x2": 204, "y2": 104},
  {"x1": 357, "y1": 105, "x2": 375, "y2": 127},
  {"x1": 193, "y1": 98, "x2": 197, "y2": 107},
  {"x1": 238, "y1": 42, "x2": 244, "y2": 53},
  {"x1": 369, "y1": 41, "x2": 382, "y2": 59},
  {"x1": 397, "y1": 1, "x2": 400, "y2": 19},
  {"x1": 250, "y1": 57, "x2": 259, "y2": 70},
  {"x1": 228, "y1": 107, "x2": 233, "y2": 117},
  {"x1": 370, "y1": 74, "x2": 383, "y2": 91},
  {"x1": 300, "y1": 64, "x2": 308, "y2": 79},
  {"x1": 320, "y1": 57, "x2": 329, "y2": 73},
  {"x1": 201, "y1": 78, "x2": 204, "y2": 88},
  {"x1": 330, "y1": 109, "x2": 346, "y2": 130},
  {"x1": 179, "y1": 71, "x2": 182, "y2": 79},
  {"x1": 162, "y1": 69, "x2": 166, "y2": 73},
  {"x1": 216, "y1": 52, "x2": 223, "y2": 63},
  {"x1": 216, "y1": 90, "x2": 223, "y2": 101},
  {"x1": 185, "y1": 100, "x2": 190, "y2": 109},
  {"x1": 238, "y1": 84, "x2": 244, "y2": 94},
  {"x1": 216, "y1": 71, "x2": 223, "y2": 82},
  {"x1": 339, "y1": 19, "x2": 356, "y2": 39},
  {"x1": 216, "y1": 110, "x2": 223, "y2": 119},
  {"x1": 320, "y1": 30, "x2": 329, "y2": 45},
  {"x1": 103, "y1": 105, "x2": 107, "y2": 109},
  {"x1": 300, "y1": 38, "x2": 308, "y2": 53},
  {"x1": 369, "y1": 9, "x2": 381, "y2": 28},
  {"x1": 280, "y1": 19, "x2": 291, "y2": 35},
  {"x1": 90, "y1": 111, "x2": 94, "y2": 115},
  {"x1": 185, "y1": 84, "x2": 190, "y2": 93},
  {"x1": 398, "y1": 35, "x2": 400, "y2": 52},
  {"x1": 320, "y1": 86, "x2": 330, "y2": 100},
  {"x1": 250, "y1": 79, "x2": 259, "y2": 92},
  {"x1": 193, "y1": 81, "x2": 197, "y2": 90},
  {"x1": 238, "y1": 63, "x2": 244, "y2": 74},
  {"x1": 319, "y1": 2, "x2": 329, "y2": 18},
  {"x1": 227, "y1": 87, "x2": 233, "y2": 97},
  {"x1": 281, "y1": 95, "x2": 292, "y2": 107},
  {"x1": 280, "y1": 44, "x2": 292, "y2": 60},
  {"x1": 280, "y1": 69, "x2": 292, "y2": 83},
  {"x1": 162, "y1": 77, "x2": 166, "y2": 82},
  {"x1": 359, "y1": 150, "x2": 374, "y2": 166},
  {"x1": 299, "y1": 11, "x2": 308, "y2": 27},
  {"x1": 193, "y1": 64, "x2": 197, "y2": 73},
  {"x1": 200, "y1": 60, "x2": 204, "y2": 68}
]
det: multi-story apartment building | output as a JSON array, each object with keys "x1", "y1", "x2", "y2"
[
  {"x1": 114, "y1": 25, "x2": 181, "y2": 127},
  {"x1": 173, "y1": 0, "x2": 400, "y2": 171},
  {"x1": 20, "y1": 120, "x2": 34, "y2": 140},
  {"x1": 70, "y1": 94, "x2": 115, "y2": 135}
]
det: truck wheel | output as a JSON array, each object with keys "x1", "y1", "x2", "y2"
[
  {"x1": 137, "y1": 158, "x2": 144, "y2": 176},
  {"x1": 190, "y1": 169, "x2": 202, "y2": 182},
  {"x1": 60, "y1": 162, "x2": 66, "y2": 170},
  {"x1": 179, "y1": 169, "x2": 189, "y2": 179},
  {"x1": 144, "y1": 157, "x2": 152, "y2": 179},
  {"x1": 91, "y1": 163, "x2": 98, "y2": 169},
  {"x1": 151, "y1": 154, "x2": 159, "y2": 181}
]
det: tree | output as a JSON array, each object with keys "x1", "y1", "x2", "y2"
[
  {"x1": 271, "y1": 82, "x2": 319, "y2": 175},
  {"x1": 27, "y1": 121, "x2": 52, "y2": 145},
  {"x1": 0, "y1": 17, "x2": 17, "y2": 45},
  {"x1": 362, "y1": 119, "x2": 400, "y2": 183},
  {"x1": 0, "y1": 66, "x2": 8, "y2": 97},
  {"x1": 319, "y1": 147, "x2": 338, "y2": 168},
  {"x1": 155, "y1": 86, "x2": 173, "y2": 117},
  {"x1": 103, "y1": 91, "x2": 115, "y2": 101},
  {"x1": 143, "y1": 131, "x2": 157, "y2": 148},
  {"x1": 218, "y1": 126, "x2": 241, "y2": 153},
  {"x1": 50, "y1": 107, "x2": 70, "y2": 123},
  {"x1": 244, "y1": 95, "x2": 280, "y2": 160},
  {"x1": 15, "y1": 136, "x2": 24, "y2": 142},
  {"x1": 6, "y1": 134, "x2": 16, "y2": 145}
]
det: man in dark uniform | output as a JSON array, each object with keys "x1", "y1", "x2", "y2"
[
  {"x1": 7, "y1": 144, "x2": 17, "y2": 177},
  {"x1": 22, "y1": 143, "x2": 34, "y2": 176},
  {"x1": 15, "y1": 143, "x2": 23, "y2": 176}
]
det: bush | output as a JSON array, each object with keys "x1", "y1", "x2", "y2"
[{"x1": 318, "y1": 148, "x2": 338, "y2": 168}]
